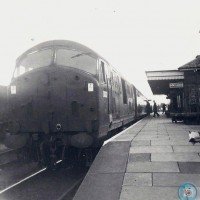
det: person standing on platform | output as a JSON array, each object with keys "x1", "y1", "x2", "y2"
[
  {"x1": 162, "y1": 103, "x2": 166, "y2": 114},
  {"x1": 153, "y1": 100, "x2": 159, "y2": 117}
]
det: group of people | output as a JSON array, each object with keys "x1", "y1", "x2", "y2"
[
  {"x1": 153, "y1": 101, "x2": 166, "y2": 117},
  {"x1": 147, "y1": 100, "x2": 166, "y2": 117}
]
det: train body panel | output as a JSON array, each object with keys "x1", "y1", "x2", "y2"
[{"x1": 7, "y1": 66, "x2": 98, "y2": 133}]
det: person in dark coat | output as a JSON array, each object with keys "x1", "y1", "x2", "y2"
[
  {"x1": 162, "y1": 103, "x2": 166, "y2": 114},
  {"x1": 153, "y1": 100, "x2": 159, "y2": 117}
]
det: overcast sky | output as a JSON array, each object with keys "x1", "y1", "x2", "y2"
[{"x1": 0, "y1": 0, "x2": 200, "y2": 102}]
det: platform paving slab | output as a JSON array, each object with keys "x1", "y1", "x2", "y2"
[
  {"x1": 132, "y1": 133, "x2": 159, "y2": 137},
  {"x1": 120, "y1": 186, "x2": 179, "y2": 200},
  {"x1": 136, "y1": 131, "x2": 160, "y2": 134},
  {"x1": 89, "y1": 141, "x2": 130, "y2": 174},
  {"x1": 178, "y1": 162, "x2": 200, "y2": 173},
  {"x1": 88, "y1": 153, "x2": 128, "y2": 174},
  {"x1": 134, "y1": 135, "x2": 170, "y2": 140},
  {"x1": 121, "y1": 130, "x2": 140, "y2": 135},
  {"x1": 151, "y1": 139, "x2": 200, "y2": 146},
  {"x1": 173, "y1": 145, "x2": 200, "y2": 152},
  {"x1": 97, "y1": 141, "x2": 130, "y2": 158},
  {"x1": 168, "y1": 135, "x2": 189, "y2": 140},
  {"x1": 157, "y1": 132, "x2": 168, "y2": 135},
  {"x1": 131, "y1": 140, "x2": 150, "y2": 146},
  {"x1": 73, "y1": 173, "x2": 124, "y2": 200},
  {"x1": 123, "y1": 173, "x2": 152, "y2": 186},
  {"x1": 114, "y1": 135, "x2": 135, "y2": 141},
  {"x1": 128, "y1": 153, "x2": 151, "y2": 162},
  {"x1": 151, "y1": 152, "x2": 200, "y2": 162},
  {"x1": 167, "y1": 131, "x2": 188, "y2": 135},
  {"x1": 130, "y1": 146, "x2": 173, "y2": 153},
  {"x1": 153, "y1": 173, "x2": 200, "y2": 186},
  {"x1": 127, "y1": 161, "x2": 180, "y2": 173}
]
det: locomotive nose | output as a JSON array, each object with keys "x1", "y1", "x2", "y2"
[{"x1": 6, "y1": 66, "x2": 98, "y2": 143}]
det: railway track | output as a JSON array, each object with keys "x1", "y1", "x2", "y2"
[
  {"x1": 0, "y1": 143, "x2": 88, "y2": 200},
  {"x1": 0, "y1": 119, "x2": 141, "y2": 200},
  {"x1": 0, "y1": 160, "x2": 87, "y2": 200}
]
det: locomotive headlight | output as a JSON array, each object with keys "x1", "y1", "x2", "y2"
[{"x1": 56, "y1": 123, "x2": 62, "y2": 131}]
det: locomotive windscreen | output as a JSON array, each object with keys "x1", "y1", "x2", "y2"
[
  {"x1": 56, "y1": 49, "x2": 97, "y2": 75},
  {"x1": 14, "y1": 49, "x2": 53, "y2": 78},
  {"x1": 13, "y1": 48, "x2": 97, "y2": 78}
]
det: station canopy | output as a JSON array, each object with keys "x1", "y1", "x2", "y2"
[{"x1": 145, "y1": 70, "x2": 184, "y2": 95}]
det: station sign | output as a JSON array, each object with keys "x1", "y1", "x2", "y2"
[{"x1": 169, "y1": 82, "x2": 183, "y2": 88}]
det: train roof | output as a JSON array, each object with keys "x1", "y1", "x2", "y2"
[
  {"x1": 17, "y1": 40, "x2": 102, "y2": 61},
  {"x1": 16, "y1": 40, "x2": 147, "y2": 99}
]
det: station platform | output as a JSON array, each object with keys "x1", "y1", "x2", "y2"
[{"x1": 73, "y1": 114, "x2": 200, "y2": 200}]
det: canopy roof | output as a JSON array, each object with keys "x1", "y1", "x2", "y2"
[{"x1": 145, "y1": 70, "x2": 184, "y2": 95}]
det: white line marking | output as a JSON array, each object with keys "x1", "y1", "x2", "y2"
[
  {"x1": 56, "y1": 160, "x2": 62, "y2": 164},
  {"x1": 103, "y1": 119, "x2": 142, "y2": 146},
  {"x1": 0, "y1": 167, "x2": 47, "y2": 194},
  {"x1": 0, "y1": 159, "x2": 63, "y2": 194}
]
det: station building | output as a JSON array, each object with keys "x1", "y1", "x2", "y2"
[{"x1": 146, "y1": 55, "x2": 200, "y2": 123}]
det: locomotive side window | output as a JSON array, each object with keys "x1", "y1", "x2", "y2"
[
  {"x1": 99, "y1": 61, "x2": 106, "y2": 83},
  {"x1": 14, "y1": 49, "x2": 53, "y2": 78},
  {"x1": 121, "y1": 78, "x2": 127, "y2": 104},
  {"x1": 116, "y1": 76, "x2": 120, "y2": 89},
  {"x1": 112, "y1": 71, "x2": 117, "y2": 90},
  {"x1": 56, "y1": 49, "x2": 97, "y2": 75}
]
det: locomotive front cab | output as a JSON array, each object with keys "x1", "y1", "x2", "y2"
[
  {"x1": 13, "y1": 48, "x2": 54, "y2": 78},
  {"x1": 5, "y1": 42, "x2": 101, "y2": 153}
]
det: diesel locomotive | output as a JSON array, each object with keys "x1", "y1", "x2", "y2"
[{"x1": 2, "y1": 40, "x2": 147, "y2": 166}]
